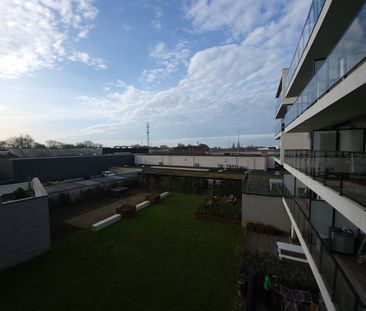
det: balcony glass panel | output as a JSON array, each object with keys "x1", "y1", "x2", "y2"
[
  {"x1": 275, "y1": 96, "x2": 282, "y2": 114},
  {"x1": 284, "y1": 190, "x2": 366, "y2": 310},
  {"x1": 274, "y1": 119, "x2": 283, "y2": 135},
  {"x1": 285, "y1": 3, "x2": 366, "y2": 127},
  {"x1": 285, "y1": 150, "x2": 366, "y2": 207},
  {"x1": 284, "y1": 0, "x2": 325, "y2": 92},
  {"x1": 309, "y1": 226, "x2": 322, "y2": 270},
  {"x1": 321, "y1": 249, "x2": 336, "y2": 295},
  {"x1": 334, "y1": 271, "x2": 357, "y2": 311}
]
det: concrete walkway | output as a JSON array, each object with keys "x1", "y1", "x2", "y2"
[{"x1": 66, "y1": 192, "x2": 148, "y2": 229}]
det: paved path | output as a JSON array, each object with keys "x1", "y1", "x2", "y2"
[{"x1": 66, "y1": 192, "x2": 148, "y2": 229}]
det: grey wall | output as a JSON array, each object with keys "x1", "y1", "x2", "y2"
[
  {"x1": 0, "y1": 195, "x2": 50, "y2": 271},
  {"x1": 0, "y1": 159, "x2": 13, "y2": 182},
  {"x1": 9, "y1": 154, "x2": 134, "y2": 182},
  {"x1": 242, "y1": 193, "x2": 291, "y2": 233}
]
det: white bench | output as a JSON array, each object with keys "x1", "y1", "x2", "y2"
[
  {"x1": 160, "y1": 192, "x2": 170, "y2": 199},
  {"x1": 136, "y1": 200, "x2": 150, "y2": 212},
  {"x1": 277, "y1": 242, "x2": 308, "y2": 263},
  {"x1": 91, "y1": 214, "x2": 121, "y2": 232}
]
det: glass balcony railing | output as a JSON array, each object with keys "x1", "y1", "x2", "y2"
[
  {"x1": 284, "y1": 0, "x2": 325, "y2": 93},
  {"x1": 274, "y1": 119, "x2": 284, "y2": 135},
  {"x1": 242, "y1": 172, "x2": 283, "y2": 197},
  {"x1": 284, "y1": 149, "x2": 366, "y2": 207},
  {"x1": 284, "y1": 188, "x2": 366, "y2": 311},
  {"x1": 275, "y1": 96, "x2": 282, "y2": 114},
  {"x1": 285, "y1": 3, "x2": 366, "y2": 127}
]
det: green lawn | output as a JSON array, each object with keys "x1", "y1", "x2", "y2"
[{"x1": 0, "y1": 193, "x2": 244, "y2": 311}]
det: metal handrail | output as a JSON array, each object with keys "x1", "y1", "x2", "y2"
[
  {"x1": 283, "y1": 149, "x2": 366, "y2": 207},
  {"x1": 284, "y1": 189, "x2": 366, "y2": 310}
]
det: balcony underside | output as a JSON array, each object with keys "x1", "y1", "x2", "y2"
[
  {"x1": 285, "y1": 62, "x2": 366, "y2": 133},
  {"x1": 286, "y1": 0, "x2": 365, "y2": 98},
  {"x1": 275, "y1": 97, "x2": 297, "y2": 119}
]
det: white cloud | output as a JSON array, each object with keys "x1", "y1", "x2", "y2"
[
  {"x1": 140, "y1": 41, "x2": 191, "y2": 83},
  {"x1": 0, "y1": 0, "x2": 311, "y2": 147},
  {"x1": 185, "y1": 0, "x2": 309, "y2": 40},
  {"x1": 115, "y1": 80, "x2": 128, "y2": 89},
  {"x1": 0, "y1": 0, "x2": 103, "y2": 79},
  {"x1": 151, "y1": 6, "x2": 163, "y2": 30},
  {"x1": 121, "y1": 23, "x2": 132, "y2": 32},
  {"x1": 69, "y1": 52, "x2": 107, "y2": 70},
  {"x1": 79, "y1": 0, "x2": 309, "y2": 145}
]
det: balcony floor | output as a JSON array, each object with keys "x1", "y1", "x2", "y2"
[{"x1": 335, "y1": 253, "x2": 366, "y2": 305}]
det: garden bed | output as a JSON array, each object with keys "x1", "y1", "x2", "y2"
[
  {"x1": 195, "y1": 212, "x2": 241, "y2": 225},
  {"x1": 197, "y1": 195, "x2": 242, "y2": 220}
]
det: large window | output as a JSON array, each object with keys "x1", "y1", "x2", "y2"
[
  {"x1": 313, "y1": 129, "x2": 365, "y2": 152},
  {"x1": 313, "y1": 130, "x2": 337, "y2": 151},
  {"x1": 339, "y1": 129, "x2": 364, "y2": 152}
]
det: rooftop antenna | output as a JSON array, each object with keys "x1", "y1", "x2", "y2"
[
  {"x1": 146, "y1": 122, "x2": 150, "y2": 147},
  {"x1": 237, "y1": 128, "x2": 240, "y2": 154}
]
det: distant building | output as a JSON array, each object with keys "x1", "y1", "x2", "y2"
[
  {"x1": 0, "y1": 148, "x2": 134, "y2": 183},
  {"x1": 102, "y1": 146, "x2": 149, "y2": 154}
]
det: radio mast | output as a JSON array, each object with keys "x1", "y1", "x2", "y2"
[{"x1": 146, "y1": 122, "x2": 150, "y2": 147}]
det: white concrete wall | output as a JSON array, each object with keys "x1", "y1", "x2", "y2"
[
  {"x1": 135, "y1": 155, "x2": 267, "y2": 171},
  {"x1": 280, "y1": 132, "x2": 311, "y2": 163}
]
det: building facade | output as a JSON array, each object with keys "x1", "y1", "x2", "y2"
[
  {"x1": 0, "y1": 154, "x2": 134, "y2": 183},
  {"x1": 275, "y1": 1, "x2": 366, "y2": 310},
  {"x1": 134, "y1": 154, "x2": 269, "y2": 171}
]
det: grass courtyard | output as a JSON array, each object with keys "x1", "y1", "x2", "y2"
[{"x1": 0, "y1": 193, "x2": 244, "y2": 311}]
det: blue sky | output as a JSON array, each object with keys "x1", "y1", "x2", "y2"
[{"x1": 0, "y1": 0, "x2": 310, "y2": 147}]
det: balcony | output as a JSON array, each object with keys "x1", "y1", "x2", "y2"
[
  {"x1": 274, "y1": 119, "x2": 284, "y2": 136},
  {"x1": 284, "y1": 0, "x2": 325, "y2": 93},
  {"x1": 242, "y1": 171, "x2": 283, "y2": 197},
  {"x1": 284, "y1": 149, "x2": 366, "y2": 207},
  {"x1": 284, "y1": 188, "x2": 366, "y2": 311},
  {"x1": 274, "y1": 96, "x2": 282, "y2": 117},
  {"x1": 284, "y1": 3, "x2": 366, "y2": 128}
]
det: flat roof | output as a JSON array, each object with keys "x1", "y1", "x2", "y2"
[
  {"x1": 141, "y1": 167, "x2": 246, "y2": 181},
  {"x1": 75, "y1": 180, "x2": 100, "y2": 186}
]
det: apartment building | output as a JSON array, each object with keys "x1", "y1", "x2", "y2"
[{"x1": 274, "y1": 0, "x2": 366, "y2": 310}]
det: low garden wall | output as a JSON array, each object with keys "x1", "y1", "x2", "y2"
[{"x1": 0, "y1": 178, "x2": 50, "y2": 271}]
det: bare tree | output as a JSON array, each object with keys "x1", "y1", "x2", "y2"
[
  {"x1": 76, "y1": 140, "x2": 102, "y2": 148},
  {"x1": 7, "y1": 134, "x2": 34, "y2": 148},
  {"x1": 0, "y1": 140, "x2": 7, "y2": 150}
]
